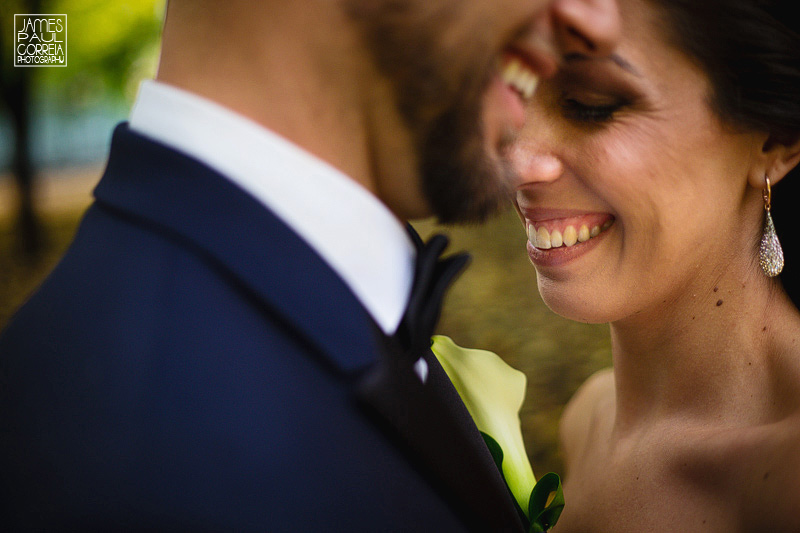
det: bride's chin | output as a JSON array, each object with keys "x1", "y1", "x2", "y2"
[{"x1": 537, "y1": 287, "x2": 612, "y2": 325}]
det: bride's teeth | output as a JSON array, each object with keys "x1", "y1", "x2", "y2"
[
  {"x1": 528, "y1": 219, "x2": 613, "y2": 250},
  {"x1": 578, "y1": 225, "x2": 591, "y2": 243},
  {"x1": 537, "y1": 227, "x2": 551, "y2": 249},
  {"x1": 527, "y1": 223, "x2": 534, "y2": 246},
  {"x1": 563, "y1": 226, "x2": 578, "y2": 247},
  {"x1": 550, "y1": 229, "x2": 563, "y2": 248}
]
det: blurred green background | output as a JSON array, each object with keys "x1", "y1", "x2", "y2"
[{"x1": 0, "y1": 0, "x2": 612, "y2": 478}]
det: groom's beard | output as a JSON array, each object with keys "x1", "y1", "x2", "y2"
[
  {"x1": 344, "y1": 0, "x2": 518, "y2": 224},
  {"x1": 418, "y1": 82, "x2": 517, "y2": 224}
]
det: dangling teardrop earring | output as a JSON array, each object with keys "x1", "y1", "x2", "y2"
[{"x1": 759, "y1": 175, "x2": 784, "y2": 277}]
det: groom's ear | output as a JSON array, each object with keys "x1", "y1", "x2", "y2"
[{"x1": 748, "y1": 131, "x2": 800, "y2": 188}]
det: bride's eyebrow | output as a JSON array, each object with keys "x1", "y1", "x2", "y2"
[{"x1": 563, "y1": 52, "x2": 642, "y2": 78}]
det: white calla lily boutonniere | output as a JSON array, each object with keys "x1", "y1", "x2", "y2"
[{"x1": 431, "y1": 335, "x2": 564, "y2": 533}]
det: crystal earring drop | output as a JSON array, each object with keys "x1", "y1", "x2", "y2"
[{"x1": 759, "y1": 176, "x2": 784, "y2": 277}]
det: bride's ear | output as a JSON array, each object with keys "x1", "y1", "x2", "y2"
[{"x1": 748, "y1": 131, "x2": 800, "y2": 188}]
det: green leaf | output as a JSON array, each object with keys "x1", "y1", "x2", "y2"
[
  {"x1": 528, "y1": 472, "x2": 565, "y2": 533},
  {"x1": 482, "y1": 432, "x2": 531, "y2": 530},
  {"x1": 481, "y1": 432, "x2": 505, "y2": 472}
]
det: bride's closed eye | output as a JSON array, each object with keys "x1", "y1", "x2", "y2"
[
  {"x1": 555, "y1": 64, "x2": 640, "y2": 125},
  {"x1": 561, "y1": 95, "x2": 629, "y2": 124}
]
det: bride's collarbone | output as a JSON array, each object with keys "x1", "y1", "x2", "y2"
[
  {"x1": 569, "y1": 412, "x2": 800, "y2": 531},
  {"x1": 560, "y1": 424, "x2": 783, "y2": 532}
]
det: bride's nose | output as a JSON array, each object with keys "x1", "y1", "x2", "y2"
[{"x1": 511, "y1": 145, "x2": 564, "y2": 187}]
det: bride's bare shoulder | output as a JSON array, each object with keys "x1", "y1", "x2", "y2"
[{"x1": 559, "y1": 368, "x2": 615, "y2": 465}]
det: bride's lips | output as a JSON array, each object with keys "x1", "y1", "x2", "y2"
[{"x1": 520, "y1": 208, "x2": 616, "y2": 267}]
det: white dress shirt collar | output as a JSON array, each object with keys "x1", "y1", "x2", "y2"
[{"x1": 128, "y1": 80, "x2": 416, "y2": 334}]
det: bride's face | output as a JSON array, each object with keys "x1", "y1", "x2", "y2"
[{"x1": 513, "y1": 0, "x2": 765, "y2": 324}]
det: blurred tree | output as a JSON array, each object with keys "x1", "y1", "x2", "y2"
[
  {"x1": 0, "y1": 0, "x2": 163, "y2": 261},
  {"x1": 1, "y1": 0, "x2": 43, "y2": 262}
]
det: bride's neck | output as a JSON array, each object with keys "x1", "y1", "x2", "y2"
[{"x1": 607, "y1": 270, "x2": 792, "y2": 431}]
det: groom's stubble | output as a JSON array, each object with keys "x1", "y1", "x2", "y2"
[{"x1": 343, "y1": 0, "x2": 518, "y2": 224}]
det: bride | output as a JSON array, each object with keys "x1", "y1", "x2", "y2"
[{"x1": 512, "y1": 0, "x2": 800, "y2": 530}]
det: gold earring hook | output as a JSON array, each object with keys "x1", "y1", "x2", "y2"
[{"x1": 763, "y1": 176, "x2": 772, "y2": 211}]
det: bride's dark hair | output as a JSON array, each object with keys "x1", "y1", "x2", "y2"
[{"x1": 651, "y1": 0, "x2": 800, "y2": 306}]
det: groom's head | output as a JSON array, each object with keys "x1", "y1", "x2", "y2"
[{"x1": 156, "y1": 0, "x2": 620, "y2": 224}]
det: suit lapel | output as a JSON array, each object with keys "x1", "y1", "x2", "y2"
[
  {"x1": 357, "y1": 333, "x2": 525, "y2": 532},
  {"x1": 96, "y1": 124, "x2": 524, "y2": 531},
  {"x1": 94, "y1": 124, "x2": 380, "y2": 374}
]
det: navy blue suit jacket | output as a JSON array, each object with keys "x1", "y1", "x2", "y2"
[{"x1": 0, "y1": 125, "x2": 524, "y2": 531}]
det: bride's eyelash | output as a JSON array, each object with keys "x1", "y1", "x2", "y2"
[{"x1": 562, "y1": 98, "x2": 625, "y2": 123}]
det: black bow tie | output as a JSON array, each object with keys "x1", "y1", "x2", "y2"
[{"x1": 394, "y1": 228, "x2": 471, "y2": 358}]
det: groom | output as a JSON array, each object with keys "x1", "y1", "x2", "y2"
[{"x1": 0, "y1": 0, "x2": 619, "y2": 530}]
